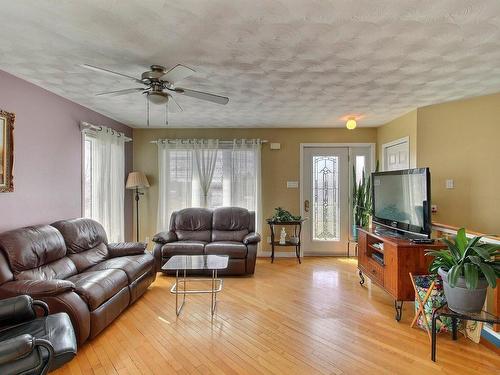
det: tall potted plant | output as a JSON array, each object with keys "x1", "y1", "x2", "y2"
[
  {"x1": 426, "y1": 228, "x2": 500, "y2": 313},
  {"x1": 351, "y1": 167, "x2": 372, "y2": 240}
]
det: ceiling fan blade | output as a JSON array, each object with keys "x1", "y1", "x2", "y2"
[
  {"x1": 168, "y1": 95, "x2": 183, "y2": 113},
  {"x1": 161, "y1": 64, "x2": 195, "y2": 84},
  {"x1": 95, "y1": 88, "x2": 144, "y2": 97},
  {"x1": 82, "y1": 64, "x2": 144, "y2": 84},
  {"x1": 174, "y1": 87, "x2": 229, "y2": 105}
]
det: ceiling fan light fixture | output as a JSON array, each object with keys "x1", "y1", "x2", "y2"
[
  {"x1": 147, "y1": 91, "x2": 169, "y2": 105},
  {"x1": 346, "y1": 117, "x2": 357, "y2": 130}
]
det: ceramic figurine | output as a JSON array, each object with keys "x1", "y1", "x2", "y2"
[{"x1": 279, "y1": 227, "x2": 287, "y2": 245}]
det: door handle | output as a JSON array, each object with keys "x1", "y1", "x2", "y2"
[{"x1": 304, "y1": 200, "x2": 310, "y2": 213}]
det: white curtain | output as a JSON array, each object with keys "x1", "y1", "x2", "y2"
[
  {"x1": 156, "y1": 138, "x2": 262, "y2": 236},
  {"x1": 90, "y1": 128, "x2": 125, "y2": 242},
  {"x1": 231, "y1": 139, "x2": 262, "y2": 236},
  {"x1": 157, "y1": 140, "x2": 194, "y2": 231},
  {"x1": 193, "y1": 139, "x2": 219, "y2": 207}
]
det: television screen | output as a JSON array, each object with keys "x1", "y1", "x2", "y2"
[{"x1": 372, "y1": 168, "x2": 430, "y2": 236}]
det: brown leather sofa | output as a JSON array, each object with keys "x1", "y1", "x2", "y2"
[
  {"x1": 0, "y1": 218, "x2": 156, "y2": 345},
  {"x1": 152, "y1": 207, "x2": 261, "y2": 275}
]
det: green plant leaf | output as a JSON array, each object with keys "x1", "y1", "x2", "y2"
[
  {"x1": 472, "y1": 245, "x2": 494, "y2": 261},
  {"x1": 448, "y1": 264, "x2": 463, "y2": 287},
  {"x1": 476, "y1": 262, "x2": 497, "y2": 288},
  {"x1": 455, "y1": 228, "x2": 468, "y2": 255},
  {"x1": 441, "y1": 238, "x2": 461, "y2": 261},
  {"x1": 464, "y1": 263, "x2": 479, "y2": 289}
]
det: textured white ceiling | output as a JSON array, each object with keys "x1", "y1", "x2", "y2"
[{"x1": 1, "y1": 0, "x2": 500, "y2": 128}]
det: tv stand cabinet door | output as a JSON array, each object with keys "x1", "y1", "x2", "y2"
[
  {"x1": 382, "y1": 243, "x2": 398, "y2": 298},
  {"x1": 396, "y1": 245, "x2": 432, "y2": 301}
]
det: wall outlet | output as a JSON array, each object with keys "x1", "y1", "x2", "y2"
[
  {"x1": 431, "y1": 205, "x2": 438, "y2": 213},
  {"x1": 287, "y1": 181, "x2": 299, "y2": 188},
  {"x1": 445, "y1": 179, "x2": 454, "y2": 189},
  {"x1": 145, "y1": 236, "x2": 150, "y2": 243},
  {"x1": 266, "y1": 236, "x2": 272, "y2": 244}
]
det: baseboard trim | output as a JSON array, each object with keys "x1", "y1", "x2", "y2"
[
  {"x1": 258, "y1": 251, "x2": 297, "y2": 258},
  {"x1": 258, "y1": 251, "x2": 355, "y2": 258}
]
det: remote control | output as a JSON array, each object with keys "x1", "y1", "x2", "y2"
[{"x1": 410, "y1": 238, "x2": 435, "y2": 244}]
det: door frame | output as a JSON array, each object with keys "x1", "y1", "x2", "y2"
[
  {"x1": 299, "y1": 143, "x2": 375, "y2": 256},
  {"x1": 381, "y1": 136, "x2": 409, "y2": 171}
]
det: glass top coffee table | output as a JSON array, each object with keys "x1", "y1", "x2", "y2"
[{"x1": 162, "y1": 255, "x2": 229, "y2": 317}]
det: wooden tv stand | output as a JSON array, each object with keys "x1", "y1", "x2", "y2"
[{"x1": 357, "y1": 226, "x2": 445, "y2": 321}]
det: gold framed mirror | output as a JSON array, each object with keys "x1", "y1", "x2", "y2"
[{"x1": 0, "y1": 109, "x2": 15, "y2": 192}]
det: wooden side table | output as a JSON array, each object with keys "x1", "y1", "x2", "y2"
[{"x1": 267, "y1": 220, "x2": 305, "y2": 263}]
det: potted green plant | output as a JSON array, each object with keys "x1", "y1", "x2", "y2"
[
  {"x1": 351, "y1": 167, "x2": 372, "y2": 240},
  {"x1": 426, "y1": 228, "x2": 500, "y2": 313}
]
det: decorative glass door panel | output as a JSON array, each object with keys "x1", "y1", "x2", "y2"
[
  {"x1": 312, "y1": 156, "x2": 339, "y2": 241},
  {"x1": 302, "y1": 147, "x2": 349, "y2": 255}
]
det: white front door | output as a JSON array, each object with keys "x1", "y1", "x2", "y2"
[
  {"x1": 383, "y1": 138, "x2": 410, "y2": 171},
  {"x1": 302, "y1": 147, "x2": 349, "y2": 255}
]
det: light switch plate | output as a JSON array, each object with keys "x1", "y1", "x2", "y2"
[
  {"x1": 287, "y1": 181, "x2": 299, "y2": 188},
  {"x1": 445, "y1": 179, "x2": 454, "y2": 189},
  {"x1": 270, "y1": 143, "x2": 281, "y2": 150}
]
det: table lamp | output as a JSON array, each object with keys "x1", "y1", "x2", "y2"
[{"x1": 126, "y1": 171, "x2": 150, "y2": 241}]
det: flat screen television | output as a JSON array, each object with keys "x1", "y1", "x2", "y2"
[{"x1": 371, "y1": 168, "x2": 431, "y2": 238}]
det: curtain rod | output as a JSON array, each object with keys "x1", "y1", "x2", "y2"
[
  {"x1": 149, "y1": 139, "x2": 268, "y2": 144},
  {"x1": 80, "y1": 122, "x2": 132, "y2": 142}
]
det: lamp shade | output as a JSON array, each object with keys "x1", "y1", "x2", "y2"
[{"x1": 126, "y1": 171, "x2": 150, "y2": 189}]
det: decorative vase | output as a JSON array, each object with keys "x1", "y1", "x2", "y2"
[
  {"x1": 352, "y1": 225, "x2": 358, "y2": 241},
  {"x1": 438, "y1": 268, "x2": 489, "y2": 314}
]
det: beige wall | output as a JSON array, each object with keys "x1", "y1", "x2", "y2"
[
  {"x1": 417, "y1": 92, "x2": 500, "y2": 234},
  {"x1": 376, "y1": 109, "x2": 417, "y2": 169},
  {"x1": 133, "y1": 127, "x2": 377, "y2": 250}
]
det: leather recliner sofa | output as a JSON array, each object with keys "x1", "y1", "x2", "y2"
[
  {"x1": 152, "y1": 207, "x2": 261, "y2": 275},
  {"x1": 0, "y1": 218, "x2": 156, "y2": 345}
]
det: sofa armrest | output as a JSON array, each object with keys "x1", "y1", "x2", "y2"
[
  {"x1": 0, "y1": 334, "x2": 55, "y2": 373},
  {"x1": 0, "y1": 280, "x2": 75, "y2": 299},
  {"x1": 0, "y1": 295, "x2": 37, "y2": 325},
  {"x1": 108, "y1": 242, "x2": 147, "y2": 257},
  {"x1": 243, "y1": 232, "x2": 261, "y2": 245},
  {"x1": 0, "y1": 334, "x2": 35, "y2": 365},
  {"x1": 152, "y1": 231, "x2": 178, "y2": 244}
]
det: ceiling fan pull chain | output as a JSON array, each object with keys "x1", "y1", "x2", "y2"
[
  {"x1": 147, "y1": 95, "x2": 150, "y2": 127},
  {"x1": 165, "y1": 102, "x2": 169, "y2": 126}
]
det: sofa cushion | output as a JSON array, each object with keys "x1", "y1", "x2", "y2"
[
  {"x1": 174, "y1": 208, "x2": 212, "y2": 242},
  {"x1": 51, "y1": 218, "x2": 108, "y2": 253},
  {"x1": 16, "y1": 257, "x2": 78, "y2": 281},
  {"x1": 66, "y1": 269, "x2": 128, "y2": 310},
  {"x1": 0, "y1": 225, "x2": 68, "y2": 276},
  {"x1": 211, "y1": 207, "x2": 250, "y2": 242},
  {"x1": 205, "y1": 241, "x2": 248, "y2": 259},
  {"x1": 51, "y1": 219, "x2": 110, "y2": 272},
  {"x1": 86, "y1": 253, "x2": 154, "y2": 283},
  {"x1": 162, "y1": 241, "x2": 206, "y2": 257}
]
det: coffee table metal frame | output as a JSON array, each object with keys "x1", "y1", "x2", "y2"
[
  {"x1": 163, "y1": 255, "x2": 229, "y2": 317},
  {"x1": 171, "y1": 269, "x2": 223, "y2": 317}
]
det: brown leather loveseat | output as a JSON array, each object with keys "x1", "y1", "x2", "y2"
[
  {"x1": 152, "y1": 207, "x2": 261, "y2": 275},
  {"x1": 0, "y1": 218, "x2": 156, "y2": 345}
]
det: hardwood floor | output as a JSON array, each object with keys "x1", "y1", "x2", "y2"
[{"x1": 54, "y1": 257, "x2": 499, "y2": 375}]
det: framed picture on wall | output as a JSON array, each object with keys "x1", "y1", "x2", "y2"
[{"x1": 0, "y1": 109, "x2": 15, "y2": 192}]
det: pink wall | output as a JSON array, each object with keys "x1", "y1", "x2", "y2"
[{"x1": 0, "y1": 70, "x2": 134, "y2": 240}]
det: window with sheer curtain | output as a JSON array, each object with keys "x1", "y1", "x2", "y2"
[
  {"x1": 83, "y1": 128, "x2": 125, "y2": 242},
  {"x1": 157, "y1": 139, "x2": 262, "y2": 233}
]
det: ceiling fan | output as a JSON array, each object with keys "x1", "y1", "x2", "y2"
[{"x1": 82, "y1": 63, "x2": 229, "y2": 126}]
